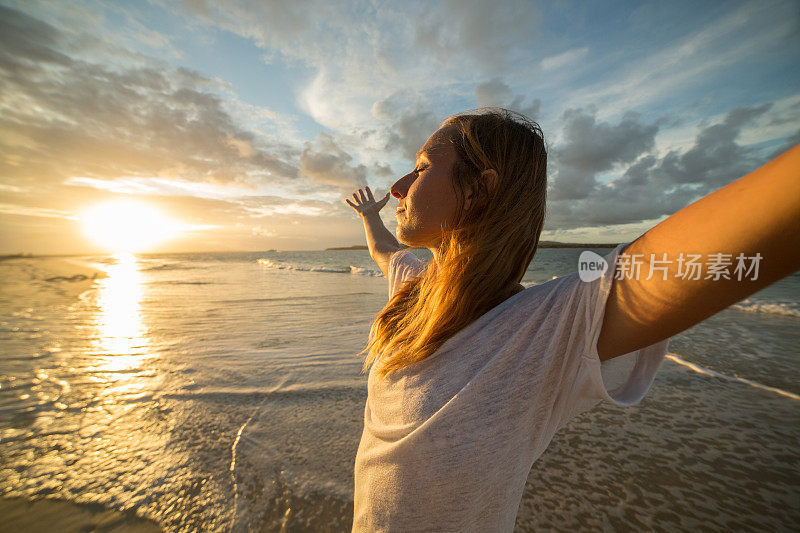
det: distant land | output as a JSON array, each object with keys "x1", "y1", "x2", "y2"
[
  {"x1": 326, "y1": 241, "x2": 619, "y2": 251},
  {"x1": 0, "y1": 253, "x2": 35, "y2": 261}
]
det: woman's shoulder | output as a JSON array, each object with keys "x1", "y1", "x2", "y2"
[
  {"x1": 390, "y1": 247, "x2": 420, "y2": 264},
  {"x1": 388, "y1": 249, "x2": 428, "y2": 296},
  {"x1": 510, "y1": 272, "x2": 583, "y2": 313}
]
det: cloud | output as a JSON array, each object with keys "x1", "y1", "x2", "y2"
[
  {"x1": 413, "y1": 0, "x2": 542, "y2": 71},
  {"x1": 372, "y1": 93, "x2": 443, "y2": 162},
  {"x1": 0, "y1": 203, "x2": 76, "y2": 220},
  {"x1": 179, "y1": 0, "x2": 541, "y2": 73},
  {"x1": 171, "y1": 0, "x2": 548, "y2": 189},
  {"x1": 540, "y1": 47, "x2": 589, "y2": 71},
  {"x1": 768, "y1": 129, "x2": 800, "y2": 160},
  {"x1": 474, "y1": 77, "x2": 541, "y2": 119},
  {"x1": 299, "y1": 133, "x2": 368, "y2": 190},
  {"x1": 559, "y1": 0, "x2": 798, "y2": 117},
  {"x1": 0, "y1": 4, "x2": 298, "y2": 191},
  {"x1": 174, "y1": 0, "x2": 542, "y2": 136},
  {"x1": 234, "y1": 195, "x2": 333, "y2": 217},
  {"x1": 545, "y1": 102, "x2": 777, "y2": 230},
  {"x1": 63, "y1": 176, "x2": 265, "y2": 200},
  {"x1": 177, "y1": 0, "x2": 327, "y2": 64},
  {"x1": 548, "y1": 107, "x2": 659, "y2": 200},
  {"x1": 649, "y1": 103, "x2": 773, "y2": 188}
]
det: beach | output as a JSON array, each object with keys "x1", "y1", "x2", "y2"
[
  {"x1": 0, "y1": 254, "x2": 107, "y2": 306},
  {"x1": 0, "y1": 250, "x2": 798, "y2": 531},
  {"x1": 0, "y1": 497, "x2": 160, "y2": 533}
]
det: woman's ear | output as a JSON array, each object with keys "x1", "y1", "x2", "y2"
[
  {"x1": 481, "y1": 169, "x2": 499, "y2": 196},
  {"x1": 464, "y1": 169, "x2": 499, "y2": 211}
]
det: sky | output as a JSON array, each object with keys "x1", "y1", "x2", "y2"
[{"x1": 1, "y1": 0, "x2": 798, "y2": 254}]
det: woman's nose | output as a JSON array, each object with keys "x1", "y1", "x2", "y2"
[{"x1": 391, "y1": 173, "x2": 414, "y2": 199}]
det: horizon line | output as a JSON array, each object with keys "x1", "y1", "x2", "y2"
[{"x1": 1, "y1": 241, "x2": 622, "y2": 258}]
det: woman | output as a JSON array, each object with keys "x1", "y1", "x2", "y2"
[{"x1": 345, "y1": 108, "x2": 799, "y2": 531}]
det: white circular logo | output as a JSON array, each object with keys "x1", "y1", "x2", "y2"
[{"x1": 578, "y1": 251, "x2": 608, "y2": 282}]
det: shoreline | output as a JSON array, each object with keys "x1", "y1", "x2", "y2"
[{"x1": 0, "y1": 255, "x2": 108, "y2": 307}]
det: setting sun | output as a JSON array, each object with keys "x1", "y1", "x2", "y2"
[{"x1": 81, "y1": 200, "x2": 181, "y2": 252}]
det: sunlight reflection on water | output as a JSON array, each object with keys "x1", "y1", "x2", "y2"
[{"x1": 94, "y1": 252, "x2": 149, "y2": 366}]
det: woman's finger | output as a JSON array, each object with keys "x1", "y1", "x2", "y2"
[
  {"x1": 345, "y1": 198, "x2": 356, "y2": 208},
  {"x1": 366, "y1": 186, "x2": 375, "y2": 202},
  {"x1": 352, "y1": 192, "x2": 360, "y2": 204},
  {"x1": 358, "y1": 189, "x2": 367, "y2": 203}
]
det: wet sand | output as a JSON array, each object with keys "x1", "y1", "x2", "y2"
[
  {"x1": 0, "y1": 498, "x2": 161, "y2": 532},
  {"x1": 0, "y1": 255, "x2": 106, "y2": 307},
  {"x1": 0, "y1": 257, "x2": 128, "y2": 532}
]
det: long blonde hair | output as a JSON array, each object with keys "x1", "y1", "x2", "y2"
[{"x1": 363, "y1": 108, "x2": 548, "y2": 378}]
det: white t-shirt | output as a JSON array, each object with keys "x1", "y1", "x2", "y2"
[{"x1": 353, "y1": 244, "x2": 669, "y2": 532}]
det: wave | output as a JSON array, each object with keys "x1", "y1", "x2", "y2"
[
  {"x1": 257, "y1": 259, "x2": 382, "y2": 277},
  {"x1": 215, "y1": 292, "x2": 374, "y2": 304},
  {"x1": 141, "y1": 263, "x2": 197, "y2": 271},
  {"x1": 730, "y1": 298, "x2": 800, "y2": 318},
  {"x1": 163, "y1": 383, "x2": 362, "y2": 401},
  {"x1": 665, "y1": 352, "x2": 799, "y2": 400},
  {"x1": 150, "y1": 280, "x2": 212, "y2": 285},
  {"x1": 44, "y1": 273, "x2": 100, "y2": 282}
]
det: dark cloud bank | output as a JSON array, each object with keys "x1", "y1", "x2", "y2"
[
  {"x1": 0, "y1": 5, "x2": 301, "y2": 186},
  {"x1": 546, "y1": 102, "x2": 795, "y2": 230}
]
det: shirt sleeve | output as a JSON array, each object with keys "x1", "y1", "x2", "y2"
[
  {"x1": 554, "y1": 242, "x2": 669, "y2": 431},
  {"x1": 388, "y1": 249, "x2": 427, "y2": 298}
]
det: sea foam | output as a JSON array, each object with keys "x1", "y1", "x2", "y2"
[
  {"x1": 730, "y1": 298, "x2": 800, "y2": 318},
  {"x1": 257, "y1": 259, "x2": 382, "y2": 277}
]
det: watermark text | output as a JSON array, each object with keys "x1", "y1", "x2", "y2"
[{"x1": 578, "y1": 252, "x2": 762, "y2": 282}]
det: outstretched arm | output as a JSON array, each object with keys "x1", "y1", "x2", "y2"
[
  {"x1": 597, "y1": 143, "x2": 800, "y2": 362},
  {"x1": 346, "y1": 186, "x2": 402, "y2": 277}
]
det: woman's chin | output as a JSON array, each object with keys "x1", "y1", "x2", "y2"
[
  {"x1": 395, "y1": 228, "x2": 421, "y2": 248},
  {"x1": 396, "y1": 235, "x2": 414, "y2": 247},
  {"x1": 396, "y1": 230, "x2": 439, "y2": 250}
]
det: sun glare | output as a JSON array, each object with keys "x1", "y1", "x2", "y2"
[{"x1": 82, "y1": 200, "x2": 180, "y2": 252}]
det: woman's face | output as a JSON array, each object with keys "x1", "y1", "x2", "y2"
[{"x1": 390, "y1": 125, "x2": 462, "y2": 250}]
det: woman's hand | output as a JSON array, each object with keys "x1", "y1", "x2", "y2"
[
  {"x1": 346, "y1": 186, "x2": 400, "y2": 277},
  {"x1": 346, "y1": 186, "x2": 391, "y2": 218}
]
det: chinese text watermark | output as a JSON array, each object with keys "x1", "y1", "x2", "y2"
[{"x1": 578, "y1": 251, "x2": 762, "y2": 282}]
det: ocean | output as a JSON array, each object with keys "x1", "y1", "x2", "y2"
[{"x1": 1, "y1": 248, "x2": 798, "y2": 532}]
